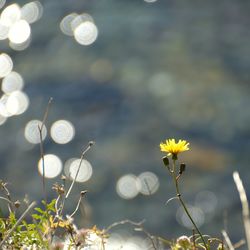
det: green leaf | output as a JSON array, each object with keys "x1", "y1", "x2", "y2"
[
  {"x1": 34, "y1": 207, "x2": 45, "y2": 215},
  {"x1": 32, "y1": 214, "x2": 42, "y2": 220}
]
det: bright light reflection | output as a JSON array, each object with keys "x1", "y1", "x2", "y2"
[
  {"x1": 50, "y1": 119, "x2": 75, "y2": 144},
  {"x1": 144, "y1": 0, "x2": 158, "y2": 2},
  {"x1": 8, "y1": 19, "x2": 31, "y2": 44},
  {"x1": 0, "y1": 53, "x2": 13, "y2": 78},
  {"x1": 116, "y1": 174, "x2": 140, "y2": 199},
  {"x1": 195, "y1": 190, "x2": 218, "y2": 214},
  {"x1": 74, "y1": 21, "x2": 98, "y2": 46},
  {"x1": 60, "y1": 13, "x2": 78, "y2": 36},
  {"x1": 21, "y1": 1, "x2": 43, "y2": 24},
  {"x1": 9, "y1": 37, "x2": 30, "y2": 51},
  {"x1": 0, "y1": 114, "x2": 7, "y2": 125},
  {"x1": 2, "y1": 71, "x2": 24, "y2": 93},
  {"x1": 176, "y1": 205, "x2": 205, "y2": 229},
  {"x1": 38, "y1": 154, "x2": 62, "y2": 178},
  {"x1": 105, "y1": 234, "x2": 123, "y2": 249},
  {"x1": 71, "y1": 13, "x2": 94, "y2": 31},
  {"x1": 24, "y1": 119, "x2": 47, "y2": 144},
  {"x1": 138, "y1": 172, "x2": 159, "y2": 195},
  {"x1": 64, "y1": 157, "x2": 77, "y2": 177},
  {"x1": 0, "y1": 94, "x2": 12, "y2": 117},
  {"x1": 1, "y1": 3, "x2": 21, "y2": 27},
  {"x1": 68, "y1": 158, "x2": 93, "y2": 182},
  {"x1": 0, "y1": 19, "x2": 9, "y2": 40},
  {"x1": 105, "y1": 235, "x2": 151, "y2": 250},
  {"x1": 6, "y1": 90, "x2": 29, "y2": 115},
  {"x1": 0, "y1": 0, "x2": 6, "y2": 9},
  {"x1": 128, "y1": 237, "x2": 149, "y2": 250},
  {"x1": 85, "y1": 231, "x2": 104, "y2": 248},
  {"x1": 122, "y1": 241, "x2": 141, "y2": 250}
]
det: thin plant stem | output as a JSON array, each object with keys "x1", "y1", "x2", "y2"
[
  {"x1": 192, "y1": 229, "x2": 196, "y2": 249},
  {"x1": 70, "y1": 196, "x2": 82, "y2": 218},
  {"x1": 172, "y1": 159, "x2": 208, "y2": 250},
  {"x1": 105, "y1": 219, "x2": 145, "y2": 232},
  {"x1": 233, "y1": 171, "x2": 250, "y2": 250},
  {"x1": 58, "y1": 142, "x2": 94, "y2": 216},
  {"x1": 0, "y1": 196, "x2": 12, "y2": 204},
  {"x1": 70, "y1": 191, "x2": 87, "y2": 218},
  {"x1": 0, "y1": 196, "x2": 14, "y2": 213},
  {"x1": 233, "y1": 239, "x2": 246, "y2": 249},
  {"x1": 105, "y1": 219, "x2": 158, "y2": 249},
  {"x1": 221, "y1": 230, "x2": 234, "y2": 250},
  {"x1": 1, "y1": 183, "x2": 14, "y2": 213},
  {"x1": 38, "y1": 126, "x2": 47, "y2": 204},
  {"x1": 38, "y1": 97, "x2": 53, "y2": 206},
  {"x1": 65, "y1": 141, "x2": 94, "y2": 199},
  {"x1": 0, "y1": 201, "x2": 36, "y2": 248},
  {"x1": 58, "y1": 196, "x2": 66, "y2": 217},
  {"x1": 139, "y1": 228, "x2": 157, "y2": 250}
]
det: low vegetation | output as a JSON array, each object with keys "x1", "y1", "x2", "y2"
[{"x1": 0, "y1": 116, "x2": 249, "y2": 249}]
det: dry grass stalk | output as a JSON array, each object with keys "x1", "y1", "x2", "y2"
[
  {"x1": 233, "y1": 171, "x2": 250, "y2": 250},
  {"x1": 221, "y1": 229, "x2": 234, "y2": 250}
]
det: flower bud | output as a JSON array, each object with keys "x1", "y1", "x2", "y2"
[
  {"x1": 61, "y1": 175, "x2": 66, "y2": 180},
  {"x1": 162, "y1": 156, "x2": 169, "y2": 166},
  {"x1": 179, "y1": 163, "x2": 186, "y2": 174},
  {"x1": 14, "y1": 200, "x2": 21, "y2": 208},
  {"x1": 177, "y1": 235, "x2": 191, "y2": 248},
  {"x1": 80, "y1": 190, "x2": 88, "y2": 197}
]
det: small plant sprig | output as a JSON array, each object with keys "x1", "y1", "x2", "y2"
[
  {"x1": 0, "y1": 99, "x2": 102, "y2": 249},
  {"x1": 160, "y1": 139, "x2": 209, "y2": 250}
]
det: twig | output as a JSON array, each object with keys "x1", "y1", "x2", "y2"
[
  {"x1": 105, "y1": 219, "x2": 159, "y2": 249},
  {"x1": 0, "y1": 196, "x2": 12, "y2": 204},
  {"x1": 70, "y1": 191, "x2": 87, "y2": 218},
  {"x1": 105, "y1": 219, "x2": 145, "y2": 232},
  {"x1": 0, "y1": 196, "x2": 15, "y2": 214},
  {"x1": 0, "y1": 201, "x2": 36, "y2": 248},
  {"x1": 222, "y1": 230, "x2": 234, "y2": 250},
  {"x1": 233, "y1": 171, "x2": 250, "y2": 250},
  {"x1": 38, "y1": 97, "x2": 53, "y2": 205},
  {"x1": 69, "y1": 197, "x2": 82, "y2": 218},
  {"x1": 1, "y1": 182, "x2": 14, "y2": 213},
  {"x1": 234, "y1": 239, "x2": 245, "y2": 249},
  {"x1": 65, "y1": 141, "x2": 94, "y2": 199},
  {"x1": 58, "y1": 142, "x2": 94, "y2": 217},
  {"x1": 144, "y1": 179, "x2": 152, "y2": 195},
  {"x1": 134, "y1": 227, "x2": 157, "y2": 250},
  {"x1": 156, "y1": 236, "x2": 172, "y2": 247},
  {"x1": 165, "y1": 196, "x2": 178, "y2": 205}
]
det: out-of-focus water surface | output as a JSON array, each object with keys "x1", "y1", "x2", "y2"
[{"x1": 0, "y1": 0, "x2": 250, "y2": 242}]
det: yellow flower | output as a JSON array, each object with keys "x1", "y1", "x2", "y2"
[
  {"x1": 160, "y1": 139, "x2": 189, "y2": 157},
  {"x1": 49, "y1": 216, "x2": 71, "y2": 230}
]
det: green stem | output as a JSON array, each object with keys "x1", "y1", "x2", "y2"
[{"x1": 172, "y1": 159, "x2": 208, "y2": 250}]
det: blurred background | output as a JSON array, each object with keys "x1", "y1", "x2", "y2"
[{"x1": 0, "y1": 0, "x2": 250, "y2": 246}]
